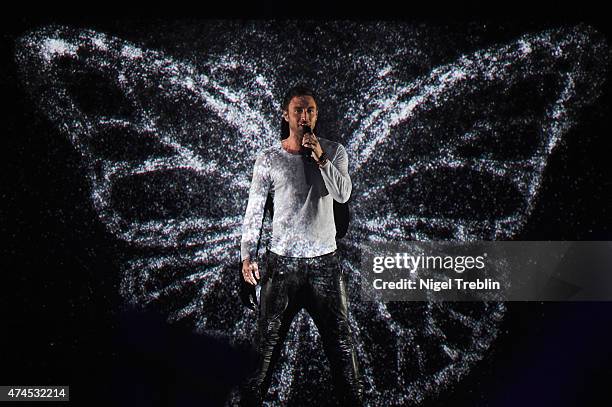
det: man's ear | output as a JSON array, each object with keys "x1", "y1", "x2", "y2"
[{"x1": 282, "y1": 111, "x2": 289, "y2": 122}]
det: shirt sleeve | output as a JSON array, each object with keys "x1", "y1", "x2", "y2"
[
  {"x1": 320, "y1": 143, "x2": 352, "y2": 204},
  {"x1": 240, "y1": 153, "x2": 271, "y2": 262}
]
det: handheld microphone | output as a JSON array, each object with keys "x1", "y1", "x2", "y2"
[{"x1": 301, "y1": 124, "x2": 314, "y2": 161}]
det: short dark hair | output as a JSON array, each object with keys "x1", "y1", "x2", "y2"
[{"x1": 281, "y1": 84, "x2": 319, "y2": 111}]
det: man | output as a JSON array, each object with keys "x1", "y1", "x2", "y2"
[{"x1": 240, "y1": 85, "x2": 363, "y2": 406}]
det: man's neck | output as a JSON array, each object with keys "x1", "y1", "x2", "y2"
[{"x1": 282, "y1": 133, "x2": 303, "y2": 154}]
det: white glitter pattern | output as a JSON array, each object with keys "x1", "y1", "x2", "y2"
[{"x1": 15, "y1": 23, "x2": 608, "y2": 406}]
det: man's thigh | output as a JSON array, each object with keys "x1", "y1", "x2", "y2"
[
  {"x1": 306, "y1": 254, "x2": 349, "y2": 324},
  {"x1": 257, "y1": 253, "x2": 301, "y2": 331}
]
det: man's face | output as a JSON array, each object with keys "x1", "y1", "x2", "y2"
[{"x1": 283, "y1": 95, "x2": 318, "y2": 138}]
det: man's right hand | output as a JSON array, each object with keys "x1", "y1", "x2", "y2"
[{"x1": 242, "y1": 258, "x2": 260, "y2": 286}]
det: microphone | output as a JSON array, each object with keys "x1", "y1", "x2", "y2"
[{"x1": 301, "y1": 124, "x2": 315, "y2": 162}]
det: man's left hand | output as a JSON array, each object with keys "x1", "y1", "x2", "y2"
[{"x1": 302, "y1": 132, "x2": 324, "y2": 160}]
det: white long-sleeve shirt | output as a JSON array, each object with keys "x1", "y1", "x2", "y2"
[{"x1": 240, "y1": 137, "x2": 352, "y2": 261}]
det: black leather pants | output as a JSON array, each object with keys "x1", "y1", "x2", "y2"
[{"x1": 241, "y1": 251, "x2": 363, "y2": 406}]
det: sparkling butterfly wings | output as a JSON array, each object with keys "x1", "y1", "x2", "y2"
[{"x1": 16, "y1": 24, "x2": 609, "y2": 405}]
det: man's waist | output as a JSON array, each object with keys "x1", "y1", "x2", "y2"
[
  {"x1": 268, "y1": 238, "x2": 337, "y2": 259},
  {"x1": 267, "y1": 248, "x2": 336, "y2": 260}
]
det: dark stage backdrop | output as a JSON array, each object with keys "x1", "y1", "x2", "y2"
[{"x1": 2, "y1": 17, "x2": 612, "y2": 407}]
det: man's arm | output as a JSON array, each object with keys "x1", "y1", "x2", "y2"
[
  {"x1": 240, "y1": 153, "x2": 270, "y2": 284},
  {"x1": 319, "y1": 143, "x2": 352, "y2": 203}
]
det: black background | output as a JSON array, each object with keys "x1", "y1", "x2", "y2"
[{"x1": 2, "y1": 9, "x2": 611, "y2": 407}]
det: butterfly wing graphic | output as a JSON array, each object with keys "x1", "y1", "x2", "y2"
[
  {"x1": 348, "y1": 25, "x2": 608, "y2": 242},
  {"x1": 326, "y1": 25, "x2": 607, "y2": 405},
  {"x1": 16, "y1": 25, "x2": 279, "y2": 337},
  {"x1": 16, "y1": 24, "x2": 609, "y2": 406}
]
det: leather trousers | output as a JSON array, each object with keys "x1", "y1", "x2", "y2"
[{"x1": 241, "y1": 250, "x2": 363, "y2": 406}]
